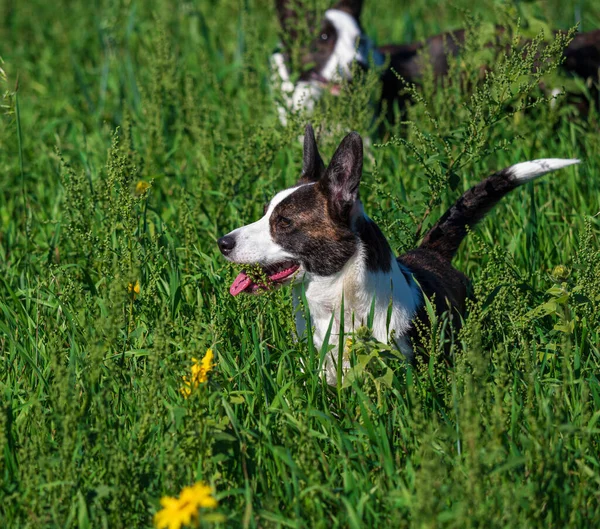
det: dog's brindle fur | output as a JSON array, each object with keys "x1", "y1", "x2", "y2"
[{"x1": 218, "y1": 124, "x2": 578, "y2": 383}]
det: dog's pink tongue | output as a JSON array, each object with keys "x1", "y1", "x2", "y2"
[{"x1": 230, "y1": 271, "x2": 252, "y2": 297}]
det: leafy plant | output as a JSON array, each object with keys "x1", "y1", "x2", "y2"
[{"x1": 1, "y1": 1, "x2": 599, "y2": 528}]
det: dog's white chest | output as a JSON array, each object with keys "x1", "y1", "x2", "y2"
[{"x1": 293, "y1": 253, "x2": 419, "y2": 383}]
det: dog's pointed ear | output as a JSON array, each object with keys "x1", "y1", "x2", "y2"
[
  {"x1": 319, "y1": 131, "x2": 363, "y2": 219},
  {"x1": 299, "y1": 124, "x2": 325, "y2": 184},
  {"x1": 332, "y1": 0, "x2": 363, "y2": 21}
]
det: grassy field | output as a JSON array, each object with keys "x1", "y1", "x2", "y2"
[{"x1": 1, "y1": 0, "x2": 600, "y2": 527}]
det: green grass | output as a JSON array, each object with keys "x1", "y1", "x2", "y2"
[{"x1": 1, "y1": 0, "x2": 600, "y2": 527}]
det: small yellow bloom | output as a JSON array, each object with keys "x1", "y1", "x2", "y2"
[
  {"x1": 180, "y1": 482, "x2": 218, "y2": 509},
  {"x1": 154, "y1": 496, "x2": 195, "y2": 529},
  {"x1": 551, "y1": 265, "x2": 569, "y2": 281},
  {"x1": 154, "y1": 481, "x2": 217, "y2": 529},
  {"x1": 135, "y1": 180, "x2": 151, "y2": 195},
  {"x1": 128, "y1": 280, "x2": 141, "y2": 298},
  {"x1": 180, "y1": 349, "x2": 214, "y2": 397}
]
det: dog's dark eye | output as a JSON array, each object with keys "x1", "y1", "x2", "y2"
[
  {"x1": 320, "y1": 33, "x2": 329, "y2": 41},
  {"x1": 277, "y1": 215, "x2": 292, "y2": 228}
]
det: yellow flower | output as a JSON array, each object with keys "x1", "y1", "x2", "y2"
[
  {"x1": 198, "y1": 349, "x2": 214, "y2": 380},
  {"x1": 135, "y1": 180, "x2": 151, "y2": 195},
  {"x1": 180, "y1": 349, "x2": 214, "y2": 397},
  {"x1": 180, "y1": 384, "x2": 192, "y2": 398},
  {"x1": 128, "y1": 280, "x2": 141, "y2": 298},
  {"x1": 180, "y1": 482, "x2": 218, "y2": 509},
  {"x1": 551, "y1": 265, "x2": 569, "y2": 281},
  {"x1": 154, "y1": 496, "x2": 195, "y2": 529},
  {"x1": 154, "y1": 481, "x2": 217, "y2": 529}
]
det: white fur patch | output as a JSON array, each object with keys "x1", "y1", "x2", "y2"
[
  {"x1": 320, "y1": 9, "x2": 365, "y2": 82},
  {"x1": 549, "y1": 87, "x2": 563, "y2": 109},
  {"x1": 271, "y1": 52, "x2": 294, "y2": 94},
  {"x1": 270, "y1": 52, "x2": 323, "y2": 127},
  {"x1": 509, "y1": 158, "x2": 580, "y2": 183}
]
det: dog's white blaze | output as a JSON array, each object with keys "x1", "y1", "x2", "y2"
[
  {"x1": 321, "y1": 9, "x2": 365, "y2": 82},
  {"x1": 266, "y1": 186, "x2": 305, "y2": 215},
  {"x1": 224, "y1": 185, "x2": 310, "y2": 265},
  {"x1": 510, "y1": 158, "x2": 580, "y2": 183}
]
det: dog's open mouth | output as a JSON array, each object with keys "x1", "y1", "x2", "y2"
[
  {"x1": 309, "y1": 71, "x2": 342, "y2": 96},
  {"x1": 230, "y1": 261, "x2": 300, "y2": 296}
]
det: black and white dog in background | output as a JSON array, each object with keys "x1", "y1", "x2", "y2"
[
  {"x1": 271, "y1": 0, "x2": 380, "y2": 125},
  {"x1": 271, "y1": 0, "x2": 600, "y2": 124},
  {"x1": 218, "y1": 124, "x2": 578, "y2": 383}
]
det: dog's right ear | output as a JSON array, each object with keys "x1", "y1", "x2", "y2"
[
  {"x1": 298, "y1": 123, "x2": 325, "y2": 184},
  {"x1": 319, "y1": 131, "x2": 363, "y2": 221}
]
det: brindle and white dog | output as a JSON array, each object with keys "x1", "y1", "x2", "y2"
[{"x1": 218, "y1": 124, "x2": 578, "y2": 383}]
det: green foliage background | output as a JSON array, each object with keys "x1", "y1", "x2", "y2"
[{"x1": 1, "y1": 0, "x2": 600, "y2": 527}]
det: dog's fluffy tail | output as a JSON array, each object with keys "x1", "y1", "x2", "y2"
[{"x1": 419, "y1": 159, "x2": 580, "y2": 260}]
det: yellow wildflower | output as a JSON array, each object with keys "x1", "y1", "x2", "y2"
[
  {"x1": 551, "y1": 265, "x2": 569, "y2": 281},
  {"x1": 154, "y1": 481, "x2": 217, "y2": 529},
  {"x1": 180, "y1": 349, "x2": 214, "y2": 397},
  {"x1": 180, "y1": 384, "x2": 192, "y2": 398},
  {"x1": 135, "y1": 180, "x2": 151, "y2": 195},
  {"x1": 128, "y1": 280, "x2": 141, "y2": 298}
]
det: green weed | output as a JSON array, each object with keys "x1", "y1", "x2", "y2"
[{"x1": 0, "y1": 1, "x2": 599, "y2": 528}]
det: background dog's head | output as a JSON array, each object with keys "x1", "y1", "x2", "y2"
[
  {"x1": 276, "y1": 0, "x2": 365, "y2": 83},
  {"x1": 272, "y1": 1, "x2": 374, "y2": 122}
]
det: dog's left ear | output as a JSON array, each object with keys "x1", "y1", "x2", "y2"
[
  {"x1": 332, "y1": 0, "x2": 363, "y2": 21},
  {"x1": 299, "y1": 123, "x2": 326, "y2": 184},
  {"x1": 320, "y1": 131, "x2": 363, "y2": 219}
]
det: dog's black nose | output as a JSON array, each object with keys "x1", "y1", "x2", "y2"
[{"x1": 218, "y1": 235, "x2": 236, "y2": 256}]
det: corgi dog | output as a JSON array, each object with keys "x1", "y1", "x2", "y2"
[{"x1": 218, "y1": 124, "x2": 579, "y2": 383}]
